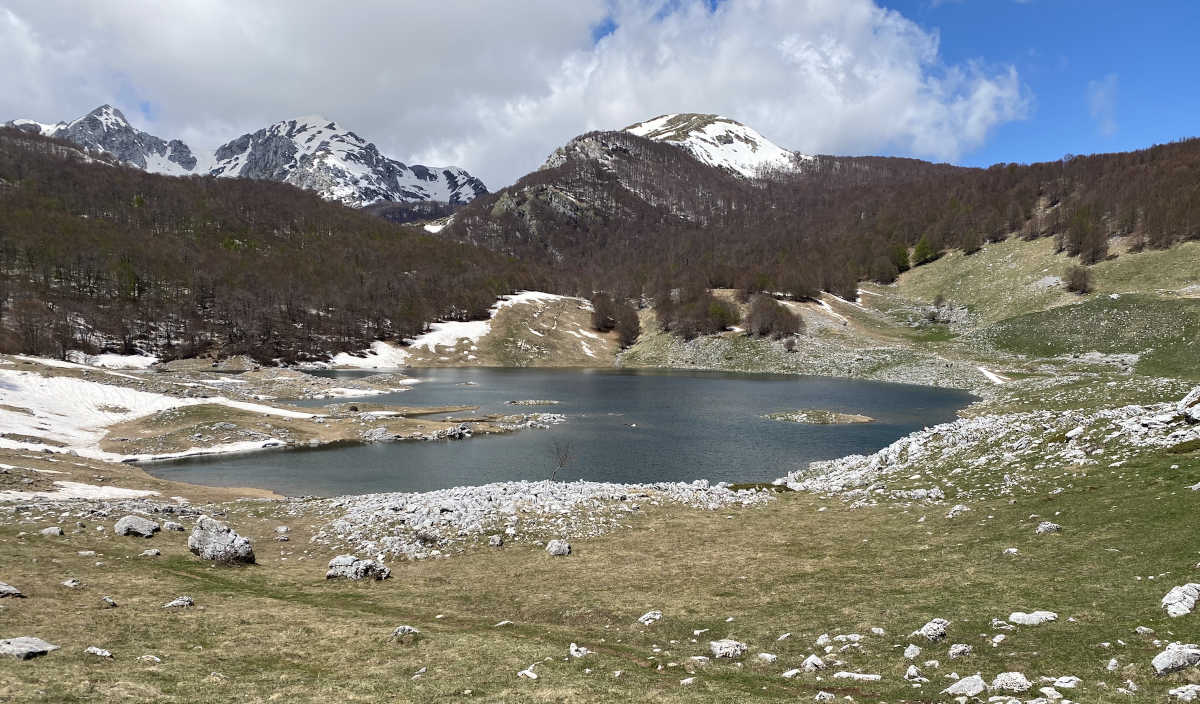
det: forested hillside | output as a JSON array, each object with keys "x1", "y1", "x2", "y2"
[
  {"x1": 446, "y1": 130, "x2": 1200, "y2": 301},
  {"x1": 0, "y1": 128, "x2": 534, "y2": 362}
]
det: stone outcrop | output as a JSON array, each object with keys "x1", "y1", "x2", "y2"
[{"x1": 188, "y1": 515, "x2": 255, "y2": 564}]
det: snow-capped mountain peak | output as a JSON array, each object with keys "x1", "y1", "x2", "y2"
[
  {"x1": 210, "y1": 114, "x2": 486, "y2": 207},
  {"x1": 67, "y1": 104, "x2": 130, "y2": 132},
  {"x1": 5, "y1": 106, "x2": 487, "y2": 207},
  {"x1": 624, "y1": 113, "x2": 808, "y2": 178}
]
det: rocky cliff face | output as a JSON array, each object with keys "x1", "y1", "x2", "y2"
[
  {"x1": 9, "y1": 105, "x2": 199, "y2": 174},
  {"x1": 5, "y1": 107, "x2": 485, "y2": 207}
]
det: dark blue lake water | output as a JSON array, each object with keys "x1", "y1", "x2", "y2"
[{"x1": 143, "y1": 368, "x2": 974, "y2": 496}]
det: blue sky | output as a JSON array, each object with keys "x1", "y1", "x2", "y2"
[{"x1": 882, "y1": 0, "x2": 1200, "y2": 167}]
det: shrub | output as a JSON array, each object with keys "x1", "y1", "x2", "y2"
[
  {"x1": 1065, "y1": 265, "x2": 1092, "y2": 294},
  {"x1": 746, "y1": 295, "x2": 802, "y2": 339}
]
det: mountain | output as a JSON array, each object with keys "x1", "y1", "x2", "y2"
[
  {"x1": 209, "y1": 116, "x2": 485, "y2": 206},
  {"x1": 4, "y1": 106, "x2": 486, "y2": 207},
  {"x1": 623, "y1": 113, "x2": 809, "y2": 177},
  {"x1": 0, "y1": 125, "x2": 529, "y2": 363},
  {"x1": 8, "y1": 105, "x2": 198, "y2": 175},
  {"x1": 445, "y1": 112, "x2": 1200, "y2": 301}
]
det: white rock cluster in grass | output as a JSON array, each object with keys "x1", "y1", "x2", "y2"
[
  {"x1": 774, "y1": 386, "x2": 1200, "y2": 500},
  {"x1": 305, "y1": 479, "x2": 771, "y2": 560},
  {"x1": 1171, "y1": 684, "x2": 1200, "y2": 702},
  {"x1": 1162, "y1": 584, "x2": 1200, "y2": 617}
]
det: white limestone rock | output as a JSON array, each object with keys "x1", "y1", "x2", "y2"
[
  {"x1": 802, "y1": 654, "x2": 826, "y2": 671},
  {"x1": 546, "y1": 539, "x2": 571, "y2": 556},
  {"x1": 84, "y1": 646, "x2": 112, "y2": 658},
  {"x1": 913, "y1": 618, "x2": 950, "y2": 642},
  {"x1": 709, "y1": 639, "x2": 747, "y2": 659},
  {"x1": 325, "y1": 554, "x2": 390, "y2": 580},
  {"x1": 833, "y1": 671, "x2": 881, "y2": 681},
  {"x1": 637, "y1": 610, "x2": 662, "y2": 626},
  {"x1": 0, "y1": 637, "x2": 60, "y2": 660},
  {"x1": 1035, "y1": 521, "x2": 1061, "y2": 534},
  {"x1": 1153, "y1": 642, "x2": 1200, "y2": 675},
  {"x1": 162, "y1": 595, "x2": 194, "y2": 608},
  {"x1": 188, "y1": 515, "x2": 254, "y2": 564},
  {"x1": 904, "y1": 643, "x2": 921, "y2": 659},
  {"x1": 0, "y1": 582, "x2": 24, "y2": 598},
  {"x1": 945, "y1": 504, "x2": 971, "y2": 519},
  {"x1": 1162, "y1": 583, "x2": 1200, "y2": 618},
  {"x1": 948, "y1": 643, "x2": 973, "y2": 659},
  {"x1": 991, "y1": 672, "x2": 1032, "y2": 692},
  {"x1": 1009, "y1": 610, "x2": 1058, "y2": 626},
  {"x1": 113, "y1": 515, "x2": 160, "y2": 538},
  {"x1": 941, "y1": 674, "x2": 987, "y2": 697},
  {"x1": 1170, "y1": 684, "x2": 1200, "y2": 702}
]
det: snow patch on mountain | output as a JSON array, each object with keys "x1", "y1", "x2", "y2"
[{"x1": 625, "y1": 113, "x2": 808, "y2": 178}]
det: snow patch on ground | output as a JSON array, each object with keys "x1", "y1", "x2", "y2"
[
  {"x1": 977, "y1": 367, "x2": 1009, "y2": 385},
  {"x1": 0, "y1": 368, "x2": 319, "y2": 461},
  {"x1": 0, "y1": 480, "x2": 159, "y2": 502},
  {"x1": 66, "y1": 351, "x2": 159, "y2": 369},
  {"x1": 329, "y1": 341, "x2": 411, "y2": 370}
]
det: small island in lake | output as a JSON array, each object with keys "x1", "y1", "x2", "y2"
[{"x1": 764, "y1": 409, "x2": 875, "y2": 425}]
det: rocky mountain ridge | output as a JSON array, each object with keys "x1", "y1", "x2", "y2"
[{"x1": 5, "y1": 105, "x2": 486, "y2": 207}]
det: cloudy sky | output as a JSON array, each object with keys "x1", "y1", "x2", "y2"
[{"x1": 2, "y1": 0, "x2": 1197, "y2": 189}]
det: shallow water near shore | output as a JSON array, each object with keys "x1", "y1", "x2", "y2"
[{"x1": 144, "y1": 368, "x2": 975, "y2": 496}]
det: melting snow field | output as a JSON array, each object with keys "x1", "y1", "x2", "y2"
[
  {"x1": 0, "y1": 367, "x2": 318, "y2": 461},
  {"x1": 0, "y1": 480, "x2": 159, "y2": 502},
  {"x1": 328, "y1": 292, "x2": 577, "y2": 367}
]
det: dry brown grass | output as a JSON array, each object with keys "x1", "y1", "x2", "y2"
[{"x1": 3, "y1": 448, "x2": 1197, "y2": 702}]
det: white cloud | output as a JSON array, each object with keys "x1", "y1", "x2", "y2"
[
  {"x1": 1087, "y1": 72, "x2": 1118, "y2": 137},
  {"x1": 0, "y1": 0, "x2": 1029, "y2": 189}
]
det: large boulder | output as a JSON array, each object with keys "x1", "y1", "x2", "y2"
[
  {"x1": 709, "y1": 639, "x2": 748, "y2": 659},
  {"x1": 991, "y1": 672, "x2": 1032, "y2": 692},
  {"x1": 1178, "y1": 386, "x2": 1200, "y2": 422},
  {"x1": 1162, "y1": 584, "x2": 1200, "y2": 618},
  {"x1": 325, "y1": 555, "x2": 391, "y2": 581},
  {"x1": 1153, "y1": 642, "x2": 1200, "y2": 675},
  {"x1": 546, "y1": 540, "x2": 571, "y2": 556},
  {"x1": 912, "y1": 618, "x2": 949, "y2": 642},
  {"x1": 114, "y1": 515, "x2": 160, "y2": 538},
  {"x1": 942, "y1": 674, "x2": 987, "y2": 697},
  {"x1": 188, "y1": 515, "x2": 255, "y2": 564},
  {"x1": 0, "y1": 637, "x2": 60, "y2": 660},
  {"x1": 1009, "y1": 610, "x2": 1058, "y2": 625}
]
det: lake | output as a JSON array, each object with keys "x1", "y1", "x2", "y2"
[{"x1": 143, "y1": 368, "x2": 975, "y2": 496}]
